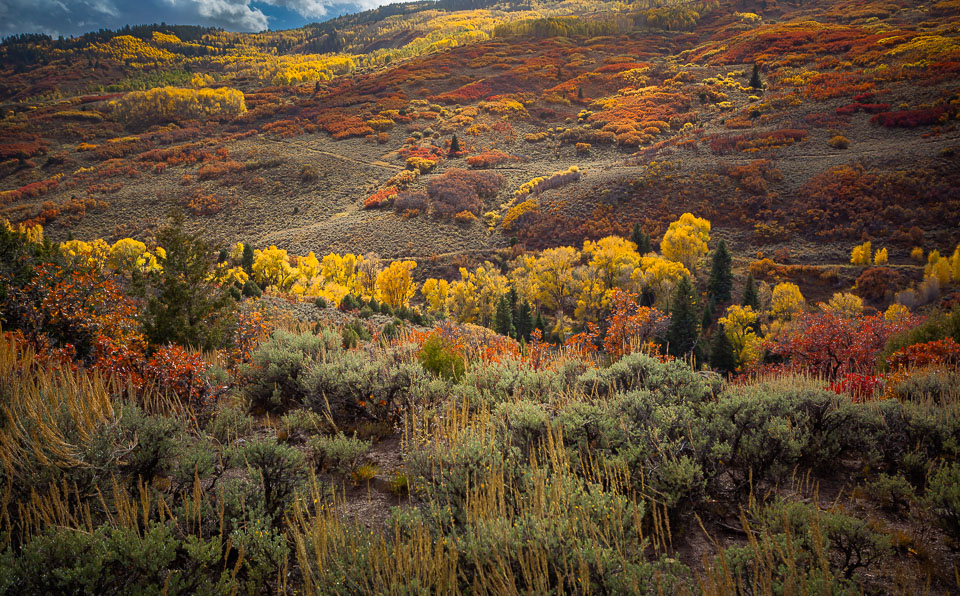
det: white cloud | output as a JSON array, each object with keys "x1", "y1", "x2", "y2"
[
  {"x1": 0, "y1": 0, "x2": 413, "y2": 37},
  {"x1": 259, "y1": 0, "x2": 333, "y2": 19}
]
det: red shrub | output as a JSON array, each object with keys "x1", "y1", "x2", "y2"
[
  {"x1": 466, "y1": 150, "x2": 520, "y2": 169},
  {"x1": 363, "y1": 187, "x2": 398, "y2": 209},
  {"x1": 871, "y1": 106, "x2": 948, "y2": 128},
  {"x1": 829, "y1": 373, "x2": 885, "y2": 403},
  {"x1": 426, "y1": 168, "x2": 503, "y2": 217},
  {"x1": 835, "y1": 102, "x2": 890, "y2": 116},
  {"x1": 0, "y1": 139, "x2": 49, "y2": 161},
  {"x1": 855, "y1": 267, "x2": 901, "y2": 300},
  {"x1": 766, "y1": 311, "x2": 919, "y2": 378},
  {"x1": 145, "y1": 344, "x2": 213, "y2": 404},
  {"x1": 887, "y1": 338, "x2": 960, "y2": 370}
]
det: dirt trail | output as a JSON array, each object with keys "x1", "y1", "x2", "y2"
[{"x1": 264, "y1": 136, "x2": 403, "y2": 171}]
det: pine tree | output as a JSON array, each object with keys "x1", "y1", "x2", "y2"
[
  {"x1": 666, "y1": 276, "x2": 700, "y2": 357},
  {"x1": 709, "y1": 329, "x2": 737, "y2": 376},
  {"x1": 701, "y1": 300, "x2": 714, "y2": 329},
  {"x1": 449, "y1": 134, "x2": 461, "y2": 156},
  {"x1": 241, "y1": 242, "x2": 254, "y2": 274},
  {"x1": 137, "y1": 212, "x2": 235, "y2": 351},
  {"x1": 515, "y1": 300, "x2": 533, "y2": 341},
  {"x1": 707, "y1": 239, "x2": 733, "y2": 304},
  {"x1": 577, "y1": 86, "x2": 583, "y2": 100},
  {"x1": 749, "y1": 63, "x2": 763, "y2": 90},
  {"x1": 534, "y1": 310, "x2": 548, "y2": 340},
  {"x1": 630, "y1": 223, "x2": 651, "y2": 254},
  {"x1": 494, "y1": 294, "x2": 515, "y2": 338},
  {"x1": 741, "y1": 272, "x2": 760, "y2": 310},
  {"x1": 507, "y1": 287, "x2": 518, "y2": 317}
]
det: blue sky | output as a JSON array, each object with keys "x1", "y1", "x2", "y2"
[{"x1": 0, "y1": 0, "x2": 412, "y2": 38}]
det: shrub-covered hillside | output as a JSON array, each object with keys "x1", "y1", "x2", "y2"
[
  {"x1": 2, "y1": 0, "x2": 960, "y2": 591},
  {"x1": 1, "y1": 208, "x2": 960, "y2": 593}
]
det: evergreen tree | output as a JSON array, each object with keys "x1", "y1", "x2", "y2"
[
  {"x1": 701, "y1": 300, "x2": 714, "y2": 329},
  {"x1": 217, "y1": 248, "x2": 228, "y2": 263},
  {"x1": 137, "y1": 213, "x2": 235, "y2": 351},
  {"x1": 630, "y1": 223, "x2": 651, "y2": 254},
  {"x1": 507, "y1": 287, "x2": 518, "y2": 317},
  {"x1": 706, "y1": 239, "x2": 733, "y2": 304},
  {"x1": 494, "y1": 294, "x2": 515, "y2": 338},
  {"x1": 577, "y1": 86, "x2": 583, "y2": 100},
  {"x1": 534, "y1": 310, "x2": 548, "y2": 340},
  {"x1": 241, "y1": 242, "x2": 254, "y2": 274},
  {"x1": 749, "y1": 63, "x2": 763, "y2": 90},
  {"x1": 515, "y1": 300, "x2": 533, "y2": 341},
  {"x1": 709, "y1": 329, "x2": 737, "y2": 376},
  {"x1": 741, "y1": 272, "x2": 760, "y2": 310},
  {"x1": 665, "y1": 276, "x2": 700, "y2": 357},
  {"x1": 449, "y1": 134, "x2": 461, "y2": 156}
]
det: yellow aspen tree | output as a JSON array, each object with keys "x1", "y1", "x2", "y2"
[
  {"x1": 421, "y1": 279, "x2": 450, "y2": 315},
  {"x1": 850, "y1": 241, "x2": 872, "y2": 266},
  {"x1": 376, "y1": 260, "x2": 418, "y2": 309},
  {"x1": 660, "y1": 213, "x2": 710, "y2": 271},
  {"x1": 873, "y1": 247, "x2": 888, "y2": 265},
  {"x1": 630, "y1": 255, "x2": 689, "y2": 308},
  {"x1": 819, "y1": 292, "x2": 863, "y2": 317},
  {"x1": 719, "y1": 304, "x2": 760, "y2": 368},
  {"x1": 884, "y1": 303, "x2": 910, "y2": 321},
  {"x1": 108, "y1": 238, "x2": 149, "y2": 271},
  {"x1": 582, "y1": 235, "x2": 641, "y2": 289},
  {"x1": 770, "y1": 282, "x2": 805, "y2": 320},
  {"x1": 252, "y1": 246, "x2": 297, "y2": 291},
  {"x1": 528, "y1": 246, "x2": 580, "y2": 337}
]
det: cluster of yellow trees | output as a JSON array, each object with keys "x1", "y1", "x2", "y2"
[
  {"x1": 424, "y1": 214, "x2": 712, "y2": 335},
  {"x1": 850, "y1": 241, "x2": 888, "y2": 266},
  {"x1": 39, "y1": 207, "x2": 936, "y2": 360},
  {"x1": 60, "y1": 238, "x2": 165, "y2": 273},
  {"x1": 233, "y1": 54, "x2": 357, "y2": 86},
  {"x1": 922, "y1": 246, "x2": 960, "y2": 285},
  {"x1": 111, "y1": 86, "x2": 246, "y2": 126},
  {"x1": 234, "y1": 245, "x2": 418, "y2": 310}
]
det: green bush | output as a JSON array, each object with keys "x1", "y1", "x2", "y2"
[
  {"x1": 864, "y1": 399, "x2": 960, "y2": 482},
  {"x1": 892, "y1": 368, "x2": 960, "y2": 403},
  {"x1": 119, "y1": 405, "x2": 182, "y2": 482},
  {"x1": 172, "y1": 439, "x2": 218, "y2": 491},
  {"x1": 696, "y1": 388, "x2": 853, "y2": 493},
  {"x1": 417, "y1": 334, "x2": 465, "y2": 381},
  {"x1": 241, "y1": 329, "x2": 339, "y2": 412},
  {"x1": 8, "y1": 523, "x2": 240, "y2": 594},
  {"x1": 721, "y1": 499, "x2": 889, "y2": 588},
  {"x1": 494, "y1": 401, "x2": 550, "y2": 451},
  {"x1": 308, "y1": 432, "x2": 371, "y2": 474},
  {"x1": 865, "y1": 473, "x2": 915, "y2": 514},
  {"x1": 342, "y1": 326, "x2": 360, "y2": 349},
  {"x1": 242, "y1": 279, "x2": 262, "y2": 298},
  {"x1": 207, "y1": 401, "x2": 253, "y2": 444},
  {"x1": 231, "y1": 438, "x2": 307, "y2": 525},
  {"x1": 302, "y1": 350, "x2": 430, "y2": 422},
  {"x1": 577, "y1": 352, "x2": 718, "y2": 402},
  {"x1": 462, "y1": 358, "x2": 585, "y2": 406},
  {"x1": 926, "y1": 462, "x2": 960, "y2": 540}
]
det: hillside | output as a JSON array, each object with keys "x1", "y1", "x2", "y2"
[
  {"x1": 1, "y1": 0, "x2": 957, "y2": 264},
  {"x1": 2, "y1": 0, "x2": 960, "y2": 593}
]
